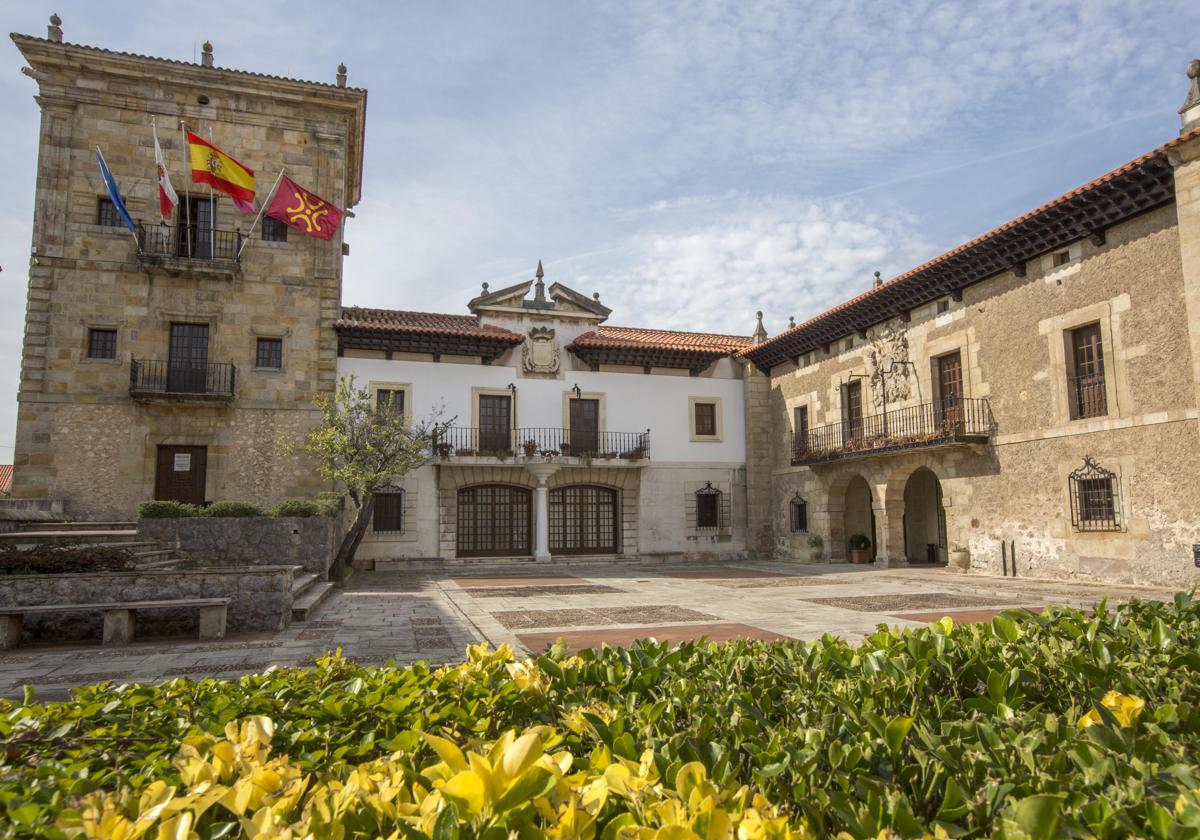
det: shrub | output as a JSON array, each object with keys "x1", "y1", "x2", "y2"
[
  {"x1": 137, "y1": 500, "x2": 200, "y2": 519},
  {"x1": 268, "y1": 499, "x2": 322, "y2": 518},
  {"x1": 0, "y1": 544, "x2": 137, "y2": 575},
  {"x1": 313, "y1": 491, "x2": 344, "y2": 517},
  {"x1": 848, "y1": 532, "x2": 871, "y2": 549},
  {"x1": 806, "y1": 533, "x2": 823, "y2": 550},
  {"x1": 2, "y1": 597, "x2": 1199, "y2": 837},
  {"x1": 200, "y1": 500, "x2": 265, "y2": 518}
]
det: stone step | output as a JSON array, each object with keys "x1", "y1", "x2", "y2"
[
  {"x1": 291, "y1": 581, "x2": 335, "y2": 622},
  {"x1": 291, "y1": 572, "x2": 319, "y2": 599},
  {"x1": 132, "y1": 548, "x2": 177, "y2": 561},
  {"x1": 374, "y1": 557, "x2": 445, "y2": 572},
  {"x1": 0, "y1": 529, "x2": 142, "y2": 546},
  {"x1": 13, "y1": 521, "x2": 135, "y2": 533}
]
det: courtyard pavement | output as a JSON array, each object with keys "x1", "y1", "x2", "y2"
[{"x1": 0, "y1": 561, "x2": 1181, "y2": 700}]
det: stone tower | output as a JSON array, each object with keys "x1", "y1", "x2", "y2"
[{"x1": 9, "y1": 19, "x2": 367, "y2": 517}]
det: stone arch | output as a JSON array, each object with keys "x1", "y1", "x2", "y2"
[
  {"x1": 824, "y1": 470, "x2": 877, "y2": 562},
  {"x1": 881, "y1": 458, "x2": 951, "y2": 565}
]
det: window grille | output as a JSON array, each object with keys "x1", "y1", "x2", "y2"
[
  {"x1": 97, "y1": 197, "x2": 122, "y2": 227},
  {"x1": 373, "y1": 491, "x2": 404, "y2": 532},
  {"x1": 87, "y1": 328, "x2": 117, "y2": 359},
  {"x1": 1068, "y1": 456, "x2": 1121, "y2": 531},
  {"x1": 790, "y1": 493, "x2": 808, "y2": 533},
  {"x1": 262, "y1": 217, "x2": 289, "y2": 242},
  {"x1": 695, "y1": 482, "x2": 725, "y2": 530}
]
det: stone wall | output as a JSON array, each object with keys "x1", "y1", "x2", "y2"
[
  {"x1": 0, "y1": 566, "x2": 296, "y2": 642},
  {"x1": 137, "y1": 516, "x2": 343, "y2": 576}
]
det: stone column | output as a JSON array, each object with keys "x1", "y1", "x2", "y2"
[{"x1": 525, "y1": 462, "x2": 561, "y2": 562}]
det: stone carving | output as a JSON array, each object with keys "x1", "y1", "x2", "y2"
[
  {"x1": 522, "y1": 326, "x2": 560, "y2": 374},
  {"x1": 866, "y1": 325, "x2": 911, "y2": 408}
]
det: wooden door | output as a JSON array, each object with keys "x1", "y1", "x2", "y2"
[
  {"x1": 569, "y1": 398, "x2": 600, "y2": 455},
  {"x1": 1071, "y1": 323, "x2": 1107, "y2": 418},
  {"x1": 456, "y1": 485, "x2": 531, "y2": 557},
  {"x1": 478, "y1": 394, "x2": 512, "y2": 452},
  {"x1": 155, "y1": 445, "x2": 207, "y2": 505},
  {"x1": 549, "y1": 485, "x2": 618, "y2": 555},
  {"x1": 167, "y1": 323, "x2": 209, "y2": 393},
  {"x1": 935, "y1": 351, "x2": 964, "y2": 428},
  {"x1": 841, "y1": 381, "x2": 863, "y2": 442},
  {"x1": 178, "y1": 197, "x2": 214, "y2": 258},
  {"x1": 793, "y1": 405, "x2": 809, "y2": 455}
]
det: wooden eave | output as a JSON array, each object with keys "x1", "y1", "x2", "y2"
[
  {"x1": 337, "y1": 326, "x2": 522, "y2": 363},
  {"x1": 741, "y1": 151, "x2": 1177, "y2": 373},
  {"x1": 567, "y1": 343, "x2": 731, "y2": 374}
]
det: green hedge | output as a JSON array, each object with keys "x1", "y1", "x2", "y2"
[
  {"x1": 1, "y1": 596, "x2": 1199, "y2": 838},
  {"x1": 137, "y1": 494, "x2": 343, "y2": 520}
]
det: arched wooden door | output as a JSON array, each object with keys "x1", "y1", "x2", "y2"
[
  {"x1": 456, "y1": 485, "x2": 532, "y2": 558},
  {"x1": 549, "y1": 485, "x2": 619, "y2": 555}
]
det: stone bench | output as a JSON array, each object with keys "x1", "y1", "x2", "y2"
[{"x1": 0, "y1": 598, "x2": 230, "y2": 649}]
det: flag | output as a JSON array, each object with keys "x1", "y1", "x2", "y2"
[
  {"x1": 265, "y1": 175, "x2": 344, "y2": 240},
  {"x1": 186, "y1": 130, "x2": 255, "y2": 213},
  {"x1": 152, "y1": 123, "x2": 177, "y2": 221},
  {"x1": 95, "y1": 148, "x2": 136, "y2": 233}
]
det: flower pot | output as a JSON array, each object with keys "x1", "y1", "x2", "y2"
[
  {"x1": 949, "y1": 548, "x2": 971, "y2": 572},
  {"x1": 849, "y1": 549, "x2": 871, "y2": 564}
]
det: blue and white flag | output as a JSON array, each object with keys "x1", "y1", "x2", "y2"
[{"x1": 95, "y1": 147, "x2": 136, "y2": 233}]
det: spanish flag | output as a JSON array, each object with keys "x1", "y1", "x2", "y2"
[{"x1": 186, "y1": 131, "x2": 255, "y2": 213}]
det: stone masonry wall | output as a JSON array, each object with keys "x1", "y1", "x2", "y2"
[{"x1": 138, "y1": 516, "x2": 343, "y2": 576}]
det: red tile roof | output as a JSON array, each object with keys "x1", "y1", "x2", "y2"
[
  {"x1": 336, "y1": 307, "x2": 524, "y2": 342},
  {"x1": 569, "y1": 326, "x2": 751, "y2": 354},
  {"x1": 0, "y1": 465, "x2": 12, "y2": 496},
  {"x1": 740, "y1": 124, "x2": 1200, "y2": 361}
]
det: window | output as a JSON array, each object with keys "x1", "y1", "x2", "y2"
[
  {"x1": 376, "y1": 388, "x2": 405, "y2": 415},
  {"x1": 1068, "y1": 456, "x2": 1121, "y2": 531},
  {"x1": 1052, "y1": 250, "x2": 1071, "y2": 267},
  {"x1": 792, "y1": 405, "x2": 809, "y2": 456},
  {"x1": 255, "y1": 337, "x2": 283, "y2": 369},
  {"x1": 936, "y1": 299, "x2": 950, "y2": 314},
  {"x1": 373, "y1": 491, "x2": 404, "y2": 532},
  {"x1": 842, "y1": 337, "x2": 854, "y2": 352},
  {"x1": 694, "y1": 401, "x2": 717, "y2": 437},
  {"x1": 87, "y1": 328, "x2": 117, "y2": 359},
  {"x1": 696, "y1": 488, "x2": 720, "y2": 529},
  {"x1": 262, "y1": 217, "x2": 288, "y2": 242},
  {"x1": 798, "y1": 351, "x2": 813, "y2": 368},
  {"x1": 96, "y1": 197, "x2": 122, "y2": 227},
  {"x1": 790, "y1": 493, "x2": 808, "y2": 532},
  {"x1": 1068, "y1": 323, "x2": 1107, "y2": 419}
]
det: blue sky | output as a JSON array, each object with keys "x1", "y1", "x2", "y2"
[{"x1": 1, "y1": 1, "x2": 1198, "y2": 455}]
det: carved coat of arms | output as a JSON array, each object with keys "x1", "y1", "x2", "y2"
[
  {"x1": 522, "y1": 326, "x2": 560, "y2": 374},
  {"x1": 866, "y1": 325, "x2": 912, "y2": 408}
]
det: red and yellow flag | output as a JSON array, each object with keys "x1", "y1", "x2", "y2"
[
  {"x1": 266, "y1": 175, "x2": 344, "y2": 240},
  {"x1": 186, "y1": 131, "x2": 255, "y2": 213}
]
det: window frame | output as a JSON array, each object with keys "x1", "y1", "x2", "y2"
[
  {"x1": 789, "y1": 493, "x2": 808, "y2": 533},
  {"x1": 254, "y1": 337, "x2": 283, "y2": 370},
  {"x1": 1066, "y1": 322, "x2": 1107, "y2": 420},
  {"x1": 261, "y1": 216, "x2": 289, "y2": 242},
  {"x1": 96, "y1": 197, "x2": 123, "y2": 228},
  {"x1": 688, "y1": 396, "x2": 723, "y2": 442},
  {"x1": 86, "y1": 327, "x2": 118, "y2": 360},
  {"x1": 372, "y1": 490, "x2": 405, "y2": 533},
  {"x1": 372, "y1": 381, "x2": 414, "y2": 417},
  {"x1": 1068, "y1": 456, "x2": 1122, "y2": 532}
]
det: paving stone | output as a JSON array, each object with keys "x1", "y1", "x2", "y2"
[
  {"x1": 464, "y1": 584, "x2": 621, "y2": 598},
  {"x1": 804, "y1": 592, "x2": 1021, "y2": 612},
  {"x1": 711, "y1": 576, "x2": 855, "y2": 589},
  {"x1": 518, "y1": 622, "x2": 792, "y2": 654},
  {"x1": 492, "y1": 609, "x2": 607, "y2": 630},
  {"x1": 452, "y1": 574, "x2": 582, "y2": 587}
]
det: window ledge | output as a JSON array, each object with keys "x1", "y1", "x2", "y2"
[
  {"x1": 80, "y1": 357, "x2": 122, "y2": 365},
  {"x1": 252, "y1": 366, "x2": 285, "y2": 373}
]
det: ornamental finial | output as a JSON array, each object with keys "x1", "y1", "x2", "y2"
[
  {"x1": 533, "y1": 260, "x2": 547, "y2": 302},
  {"x1": 752, "y1": 311, "x2": 768, "y2": 344},
  {"x1": 48, "y1": 13, "x2": 63, "y2": 43},
  {"x1": 201, "y1": 41, "x2": 214, "y2": 67},
  {"x1": 1182, "y1": 58, "x2": 1200, "y2": 133},
  {"x1": 336, "y1": 63, "x2": 347, "y2": 88}
]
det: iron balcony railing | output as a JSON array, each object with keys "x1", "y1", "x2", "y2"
[
  {"x1": 1068, "y1": 373, "x2": 1107, "y2": 420},
  {"x1": 129, "y1": 359, "x2": 237, "y2": 398},
  {"x1": 138, "y1": 224, "x2": 242, "y2": 262},
  {"x1": 432, "y1": 427, "x2": 650, "y2": 460},
  {"x1": 790, "y1": 398, "x2": 994, "y2": 465}
]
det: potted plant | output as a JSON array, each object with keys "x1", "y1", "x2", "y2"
[
  {"x1": 806, "y1": 533, "x2": 824, "y2": 562},
  {"x1": 949, "y1": 543, "x2": 971, "y2": 572},
  {"x1": 848, "y1": 533, "x2": 872, "y2": 564},
  {"x1": 559, "y1": 442, "x2": 571, "y2": 456},
  {"x1": 522, "y1": 439, "x2": 538, "y2": 457},
  {"x1": 434, "y1": 442, "x2": 451, "y2": 458}
]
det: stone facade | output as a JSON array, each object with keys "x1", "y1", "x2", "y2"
[
  {"x1": 137, "y1": 516, "x2": 344, "y2": 576},
  {"x1": 9, "y1": 28, "x2": 366, "y2": 519}
]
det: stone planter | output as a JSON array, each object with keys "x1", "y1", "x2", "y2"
[
  {"x1": 849, "y1": 549, "x2": 871, "y2": 564},
  {"x1": 949, "y1": 548, "x2": 971, "y2": 572}
]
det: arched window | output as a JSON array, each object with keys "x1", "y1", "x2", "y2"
[
  {"x1": 790, "y1": 492, "x2": 808, "y2": 533},
  {"x1": 1068, "y1": 456, "x2": 1121, "y2": 531},
  {"x1": 695, "y1": 482, "x2": 722, "y2": 529}
]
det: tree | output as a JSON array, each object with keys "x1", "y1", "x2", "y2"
[{"x1": 285, "y1": 376, "x2": 448, "y2": 579}]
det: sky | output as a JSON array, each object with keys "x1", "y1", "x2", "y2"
[{"x1": 1, "y1": 0, "x2": 1198, "y2": 457}]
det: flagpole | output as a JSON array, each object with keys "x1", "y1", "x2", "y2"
[
  {"x1": 207, "y1": 126, "x2": 215, "y2": 259},
  {"x1": 237, "y1": 168, "x2": 286, "y2": 259},
  {"x1": 96, "y1": 146, "x2": 142, "y2": 254},
  {"x1": 179, "y1": 119, "x2": 193, "y2": 257}
]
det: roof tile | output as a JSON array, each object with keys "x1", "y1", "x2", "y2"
[
  {"x1": 336, "y1": 307, "x2": 524, "y2": 342},
  {"x1": 569, "y1": 326, "x2": 751, "y2": 354}
]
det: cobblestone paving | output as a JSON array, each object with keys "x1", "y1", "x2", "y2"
[{"x1": 0, "y1": 562, "x2": 1181, "y2": 699}]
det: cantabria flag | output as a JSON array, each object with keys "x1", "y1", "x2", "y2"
[
  {"x1": 152, "y1": 123, "x2": 177, "y2": 221},
  {"x1": 186, "y1": 130, "x2": 256, "y2": 213}
]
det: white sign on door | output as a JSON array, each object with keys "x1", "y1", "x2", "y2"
[{"x1": 173, "y1": 453, "x2": 192, "y2": 472}]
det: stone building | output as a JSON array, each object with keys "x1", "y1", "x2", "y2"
[
  {"x1": 9, "y1": 19, "x2": 366, "y2": 518},
  {"x1": 739, "y1": 64, "x2": 1200, "y2": 588},
  {"x1": 336, "y1": 266, "x2": 752, "y2": 564}
]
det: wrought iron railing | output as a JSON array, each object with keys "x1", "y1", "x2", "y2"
[
  {"x1": 1068, "y1": 373, "x2": 1107, "y2": 420},
  {"x1": 432, "y1": 427, "x2": 650, "y2": 460},
  {"x1": 790, "y1": 398, "x2": 993, "y2": 464},
  {"x1": 129, "y1": 360, "x2": 237, "y2": 397},
  {"x1": 138, "y1": 224, "x2": 242, "y2": 261}
]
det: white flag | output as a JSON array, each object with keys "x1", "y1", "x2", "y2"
[{"x1": 152, "y1": 122, "x2": 178, "y2": 221}]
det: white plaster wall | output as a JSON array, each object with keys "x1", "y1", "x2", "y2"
[{"x1": 337, "y1": 357, "x2": 747, "y2": 463}]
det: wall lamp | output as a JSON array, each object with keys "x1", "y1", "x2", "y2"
[
  {"x1": 570, "y1": 384, "x2": 582, "y2": 399},
  {"x1": 508, "y1": 383, "x2": 517, "y2": 396}
]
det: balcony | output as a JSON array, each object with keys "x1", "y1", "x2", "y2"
[
  {"x1": 129, "y1": 360, "x2": 236, "y2": 400},
  {"x1": 790, "y1": 398, "x2": 994, "y2": 465},
  {"x1": 135, "y1": 224, "x2": 242, "y2": 277},
  {"x1": 432, "y1": 427, "x2": 650, "y2": 462},
  {"x1": 1069, "y1": 373, "x2": 1107, "y2": 420}
]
